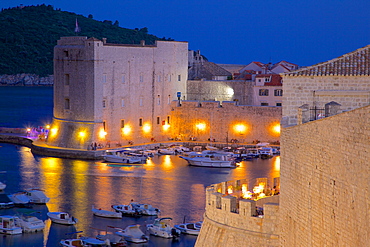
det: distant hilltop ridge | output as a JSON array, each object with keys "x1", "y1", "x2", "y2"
[{"x1": 0, "y1": 4, "x2": 172, "y2": 76}]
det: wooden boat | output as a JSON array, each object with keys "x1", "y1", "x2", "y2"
[
  {"x1": 92, "y1": 205, "x2": 122, "y2": 219},
  {"x1": 146, "y1": 217, "x2": 180, "y2": 238},
  {"x1": 47, "y1": 212, "x2": 77, "y2": 225},
  {"x1": 0, "y1": 215, "x2": 22, "y2": 235}
]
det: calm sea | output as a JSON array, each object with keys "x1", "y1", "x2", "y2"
[{"x1": 0, "y1": 87, "x2": 280, "y2": 247}]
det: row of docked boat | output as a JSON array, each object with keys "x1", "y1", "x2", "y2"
[{"x1": 0, "y1": 214, "x2": 45, "y2": 234}]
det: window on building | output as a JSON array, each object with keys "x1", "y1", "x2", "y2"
[
  {"x1": 259, "y1": 89, "x2": 269, "y2": 96},
  {"x1": 157, "y1": 95, "x2": 161, "y2": 105},
  {"x1": 139, "y1": 118, "x2": 143, "y2": 126},
  {"x1": 157, "y1": 117, "x2": 160, "y2": 124},
  {"x1": 274, "y1": 89, "x2": 283, "y2": 96},
  {"x1": 157, "y1": 75, "x2": 161, "y2": 82},
  {"x1": 103, "y1": 121, "x2": 106, "y2": 131},
  {"x1": 64, "y1": 98, "x2": 70, "y2": 109},
  {"x1": 261, "y1": 103, "x2": 269, "y2": 106},
  {"x1": 168, "y1": 95, "x2": 171, "y2": 104},
  {"x1": 276, "y1": 103, "x2": 282, "y2": 106},
  {"x1": 139, "y1": 97, "x2": 143, "y2": 106},
  {"x1": 121, "y1": 99, "x2": 125, "y2": 107},
  {"x1": 168, "y1": 74, "x2": 171, "y2": 82},
  {"x1": 178, "y1": 75, "x2": 181, "y2": 81},
  {"x1": 64, "y1": 51, "x2": 69, "y2": 57},
  {"x1": 167, "y1": 116, "x2": 170, "y2": 124},
  {"x1": 65, "y1": 74, "x2": 70, "y2": 85},
  {"x1": 265, "y1": 77, "x2": 270, "y2": 82},
  {"x1": 103, "y1": 74, "x2": 107, "y2": 83},
  {"x1": 121, "y1": 74, "x2": 125, "y2": 83},
  {"x1": 103, "y1": 100, "x2": 106, "y2": 108},
  {"x1": 121, "y1": 119, "x2": 125, "y2": 128},
  {"x1": 140, "y1": 73, "x2": 144, "y2": 83}
]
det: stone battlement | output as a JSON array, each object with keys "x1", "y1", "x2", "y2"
[{"x1": 195, "y1": 179, "x2": 280, "y2": 247}]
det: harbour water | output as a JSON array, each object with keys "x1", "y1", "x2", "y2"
[{"x1": 0, "y1": 87, "x2": 280, "y2": 246}]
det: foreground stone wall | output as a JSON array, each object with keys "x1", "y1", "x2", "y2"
[
  {"x1": 280, "y1": 105, "x2": 370, "y2": 246},
  {"x1": 196, "y1": 181, "x2": 280, "y2": 247}
]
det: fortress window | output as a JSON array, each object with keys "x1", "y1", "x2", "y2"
[
  {"x1": 276, "y1": 103, "x2": 282, "y2": 106},
  {"x1": 121, "y1": 74, "x2": 125, "y2": 83},
  {"x1": 103, "y1": 121, "x2": 106, "y2": 131},
  {"x1": 168, "y1": 74, "x2": 171, "y2": 82},
  {"x1": 103, "y1": 100, "x2": 106, "y2": 108},
  {"x1": 157, "y1": 117, "x2": 160, "y2": 124},
  {"x1": 168, "y1": 95, "x2": 171, "y2": 104},
  {"x1": 140, "y1": 74, "x2": 144, "y2": 83},
  {"x1": 64, "y1": 98, "x2": 70, "y2": 109},
  {"x1": 274, "y1": 89, "x2": 283, "y2": 96},
  {"x1": 261, "y1": 103, "x2": 269, "y2": 106},
  {"x1": 157, "y1": 95, "x2": 161, "y2": 105},
  {"x1": 178, "y1": 75, "x2": 181, "y2": 81},
  {"x1": 103, "y1": 74, "x2": 107, "y2": 83},
  {"x1": 121, "y1": 120, "x2": 125, "y2": 128},
  {"x1": 259, "y1": 89, "x2": 269, "y2": 96},
  {"x1": 121, "y1": 99, "x2": 125, "y2": 107},
  {"x1": 139, "y1": 118, "x2": 143, "y2": 126},
  {"x1": 64, "y1": 74, "x2": 70, "y2": 85},
  {"x1": 157, "y1": 75, "x2": 161, "y2": 82},
  {"x1": 139, "y1": 97, "x2": 143, "y2": 106},
  {"x1": 64, "y1": 50, "x2": 69, "y2": 57},
  {"x1": 167, "y1": 116, "x2": 170, "y2": 124}
]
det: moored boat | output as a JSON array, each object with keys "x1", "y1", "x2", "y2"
[
  {"x1": 111, "y1": 204, "x2": 140, "y2": 217},
  {"x1": 130, "y1": 202, "x2": 160, "y2": 216},
  {"x1": 0, "y1": 181, "x2": 6, "y2": 190},
  {"x1": 179, "y1": 151, "x2": 237, "y2": 168},
  {"x1": 14, "y1": 215, "x2": 45, "y2": 232},
  {"x1": 92, "y1": 205, "x2": 122, "y2": 219},
  {"x1": 103, "y1": 149, "x2": 143, "y2": 163},
  {"x1": 8, "y1": 191, "x2": 31, "y2": 207},
  {"x1": 0, "y1": 215, "x2": 23, "y2": 235},
  {"x1": 25, "y1": 188, "x2": 50, "y2": 204},
  {"x1": 114, "y1": 224, "x2": 149, "y2": 243},
  {"x1": 47, "y1": 212, "x2": 77, "y2": 225},
  {"x1": 174, "y1": 221, "x2": 202, "y2": 235},
  {"x1": 146, "y1": 217, "x2": 180, "y2": 238}
]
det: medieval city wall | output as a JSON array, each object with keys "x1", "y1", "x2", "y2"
[
  {"x1": 195, "y1": 181, "x2": 280, "y2": 247},
  {"x1": 282, "y1": 75, "x2": 370, "y2": 126},
  {"x1": 170, "y1": 100, "x2": 281, "y2": 144},
  {"x1": 186, "y1": 79, "x2": 254, "y2": 105},
  {"x1": 279, "y1": 105, "x2": 370, "y2": 246}
]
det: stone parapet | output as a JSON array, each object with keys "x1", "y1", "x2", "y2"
[{"x1": 196, "y1": 180, "x2": 280, "y2": 247}]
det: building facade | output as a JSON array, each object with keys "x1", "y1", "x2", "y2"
[{"x1": 47, "y1": 36, "x2": 188, "y2": 149}]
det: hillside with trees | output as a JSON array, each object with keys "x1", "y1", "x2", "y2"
[{"x1": 0, "y1": 4, "x2": 173, "y2": 76}]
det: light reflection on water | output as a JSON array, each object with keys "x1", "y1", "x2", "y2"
[{"x1": 0, "y1": 143, "x2": 279, "y2": 247}]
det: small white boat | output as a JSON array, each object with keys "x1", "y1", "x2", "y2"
[
  {"x1": 60, "y1": 237, "x2": 109, "y2": 247},
  {"x1": 96, "y1": 233, "x2": 127, "y2": 246},
  {"x1": 92, "y1": 205, "x2": 122, "y2": 219},
  {"x1": 47, "y1": 212, "x2": 77, "y2": 225},
  {"x1": 174, "y1": 221, "x2": 202, "y2": 235},
  {"x1": 25, "y1": 188, "x2": 50, "y2": 204},
  {"x1": 0, "y1": 215, "x2": 23, "y2": 235},
  {"x1": 179, "y1": 151, "x2": 237, "y2": 168},
  {"x1": 147, "y1": 217, "x2": 180, "y2": 238},
  {"x1": 130, "y1": 202, "x2": 160, "y2": 216},
  {"x1": 111, "y1": 204, "x2": 140, "y2": 216},
  {"x1": 104, "y1": 149, "x2": 142, "y2": 163},
  {"x1": 14, "y1": 215, "x2": 45, "y2": 232},
  {"x1": 114, "y1": 224, "x2": 149, "y2": 243},
  {"x1": 157, "y1": 148, "x2": 176, "y2": 155},
  {"x1": 8, "y1": 191, "x2": 31, "y2": 206},
  {"x1": 0, "y1": 181, "x2": 6, "y2": 190}
]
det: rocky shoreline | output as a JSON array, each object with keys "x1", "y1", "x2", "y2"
[{"x1": 0, "y1": 74, "x2": 53, "y2": 86}]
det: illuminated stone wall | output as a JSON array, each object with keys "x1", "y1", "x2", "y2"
[
  {"x1": 186, "y1": 79, "x2": 254, "y2": 105},
  {"x1": 280, "y1": 105, "x2": 370, "y2": 246},
  {"x1": 169, "y1": 100, "x2": 282, "y2": 143},
  {"x1": 196, "y1": 180, "x2": 280, "y2": 247}
]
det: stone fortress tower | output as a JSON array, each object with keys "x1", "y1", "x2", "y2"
[{"x1": 47, "y1": 36, "x2": 188, "y2": 149}]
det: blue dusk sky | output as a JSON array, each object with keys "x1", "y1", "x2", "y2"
[{"x1": 1, "y1": 0, "x2": 370, "y2": 67}]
